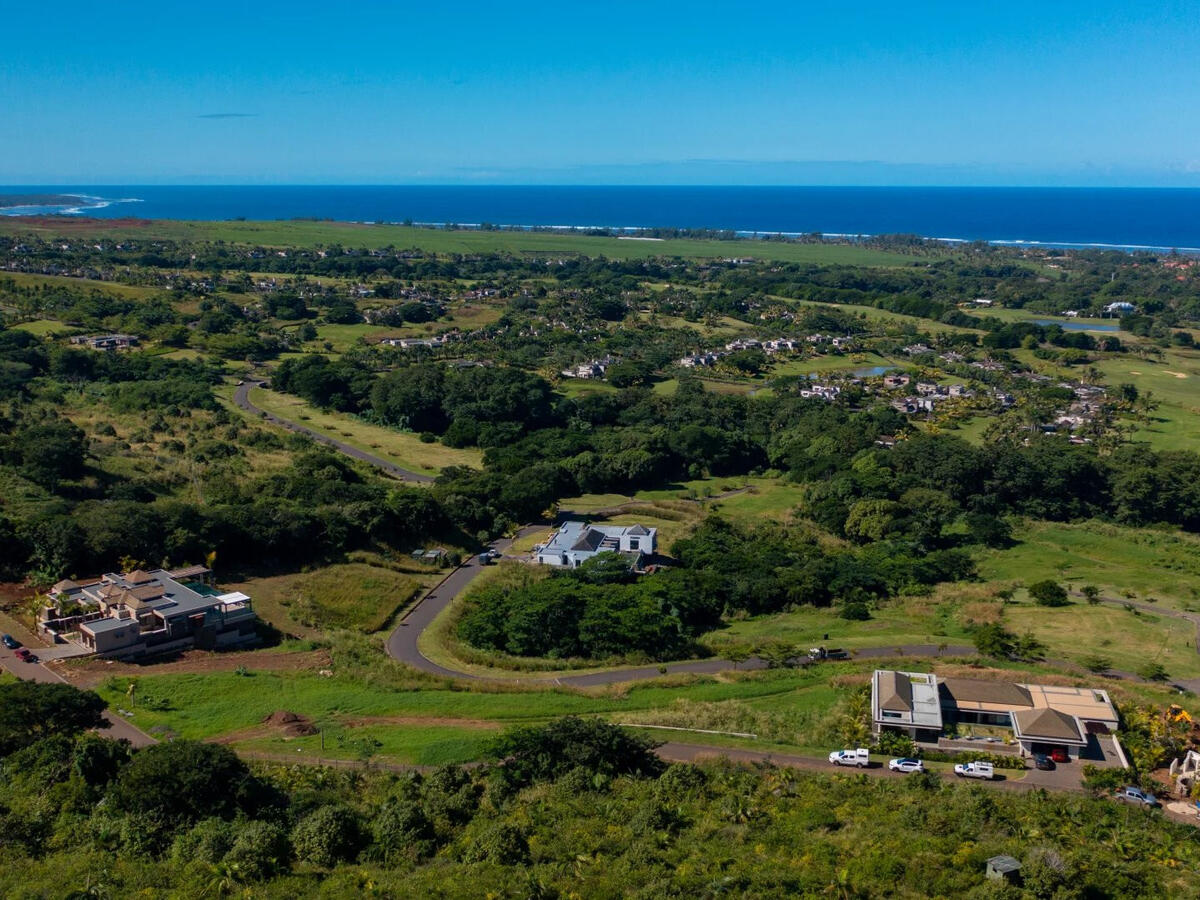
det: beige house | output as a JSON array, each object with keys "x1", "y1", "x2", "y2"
[{"x1": 872, "y1": 669, "x2": 1119, "y2": 759}]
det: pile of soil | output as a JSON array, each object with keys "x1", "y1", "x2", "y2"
[{"x1": 263, "y1": 710, "x2": 318, "y2": 738}]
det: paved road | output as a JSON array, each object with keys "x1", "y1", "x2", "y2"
[
  {"x1": 0, "y1": 642, "x2": 157, "y2": 748},
  {"x1": 233, "y1": 381, "x2": 434, "y2": 483},
  {"x1": 386, "y1": 527, "x2": 547, "y2": 678}
]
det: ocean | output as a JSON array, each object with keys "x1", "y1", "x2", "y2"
[{"x1": 3, "y1": 185, "x2": 1200, "y2": 252}]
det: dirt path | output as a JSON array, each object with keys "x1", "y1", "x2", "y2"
[{"x1": 234, "y1": 381, "x2": 434, "y2": 483}]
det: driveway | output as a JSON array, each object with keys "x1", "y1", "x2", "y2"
[{"x1": 233, "y1": 381, "x2": 434, "y2": 483}]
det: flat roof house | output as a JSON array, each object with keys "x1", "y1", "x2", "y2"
[
  {"x1": 534, "y1": 522, "x2": 657, "y2": 569},
  {"x1": 51, "y1": 567, "x2": 257, "y2": 659},
  {"x1": 872, "y1": 669, "x2": 1118, "y2": 758}
]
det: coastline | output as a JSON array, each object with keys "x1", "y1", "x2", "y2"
[{"x1": 3, "y1": 185, "x2": 1200, "y2": 254}]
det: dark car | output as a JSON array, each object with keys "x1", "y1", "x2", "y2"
[
  {"x1": 1049, "y1": 747, "x2": 1070, "y2": 763},
  {"x1": 1033, "y1": 753, "x2": 1055, "y2": 771},
  {"x1": 1, "y1": 633, "x2": 19, "y2": 650},
  {"x1": 14, "y1": 647, "x2": 37, "y2": 663}
]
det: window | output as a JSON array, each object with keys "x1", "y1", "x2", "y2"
[{"x1": 881, "y1": 710, "x2": 903, "y2": 719}]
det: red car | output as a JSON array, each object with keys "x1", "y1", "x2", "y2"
[
  {"x1": 14, "y1": 647, "x2": 37, "y2": 663},
  {"x1": 1049, "y1": 747, "x2": 1070, "y2": 763}
]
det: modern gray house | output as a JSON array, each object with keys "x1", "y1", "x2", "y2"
[
  {"x1": 534, "y1": 522, "x2": 657, "y2": 569},
  {"x1": 47, "y1": 567, "x2": 257, "y2": 658}
]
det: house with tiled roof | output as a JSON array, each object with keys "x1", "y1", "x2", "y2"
[{"x1": 872, "y1": 669, "x2": 1119, "y2": 760}]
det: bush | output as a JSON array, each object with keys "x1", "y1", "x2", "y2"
[
  {"x1": 171, "y1": 818, "x2": 236, "y2": 865},
  {"x1": 106, "y1": 741, "x2": 273, "y2": 832},
  {"x1": 488, "y1": 717, "x2": 664, "y2": 791},
  {"x1": 838, "y1": 601, "x2": 871, "y2": 621},
  {"x1": 462, "y1": 821, "x2": 530, "y2": 865},
  {"x1": 1028, "y1": 579, "x2": 1069, "y2": 607},
  {"x1": 224, "y1": 820, "x2": 291, "y2": 881},
  {"x1": 372, "y1": 799, "x2": 437, "y2": 862},
  {"x1": 291, "y1": 804, "x2": 363, "y2": 868}
]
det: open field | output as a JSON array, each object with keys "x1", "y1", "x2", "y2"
[
  {"x1": 784, "y1": 297, "x2": 985, "y2": 335},
  {"x1": 977, "y1": 518, "x2": 1200, "y2": 611},
  {"x1": 0, "y1": 219, "x2": 932, "y2": 265},
  {"x1": 7, "y1": 318, "x2": 72, "y2": 336},
  {"x1": 224, "y1": 562, "x2": 436, "y2": 636},
  {"x1": 1093, "y1": 349, "x2": 1200, "y2": 451},
  {"x1": 0, "y1": 269, "x2": 164, "y2": 300},
  {"x1": 242, "y1": 385, "x2": 483, "y2": 475}
]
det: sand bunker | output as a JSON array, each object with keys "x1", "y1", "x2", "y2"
[{"x1": 1165, "y1": 371, "x2": 1188, "y2": 379}]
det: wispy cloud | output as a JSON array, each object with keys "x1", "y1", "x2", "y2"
[{"x1": 197, "y1": 112, "x2": 258, "y2": 119}]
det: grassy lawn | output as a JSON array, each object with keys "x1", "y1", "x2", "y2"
[
  {"x1": 1093, "y1": 349, "x2": 1200, "y2": 451},
  {"x1": 782, "y1": 298, "x2": 984, "y2": 335},
  {"x1": 8, "y1": 318, "x2": 71, "y2": 336},
  {"x1": 706, "y1": 591, "x2": 975, "y2": 653},
  {"x1": 1002, "y1": 599, "x2": 1199, "y2": 679},
  {"x1": 245, "y1": 386, "x2": 483, "y2": 475},
  {"x1": 0, "y1": 270, "x2": 163, "y2": 299},
  {"x1": 0, "y1": 219, "x2": 932, "y2": 265},
  {"x1": 977, "y1": 518, "x2": 1200, "y2": 611},
  {"x1": 224, "y1": 562, "x2": 437, "y2": 636},
  {"x1": 771, "y1": 351, "x2": 898, "y2": 377}
]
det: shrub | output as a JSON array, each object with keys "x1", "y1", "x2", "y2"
[
  {"x1": 224, "y1": 821, "x2": 291, "y2": 881},
  {"x1": 839, "y1": 601, "x2": 871, "y2": 621},
  {"x1": 1080, "y1": 654, "x2": 1112, "y2": 674},
  {"x1": 372, "y1": 799, "x2": 437, "y2": 862},
  {"x1": 462, "y1": 821, "x2": 530, "y2": 865},
  {"x1": 488, "y1": 717, "x2": 664, "y2": 791},
  {"x1": 171, "y1": 818, "x2": 236, "y2": 865},
  {"x1": 291, "y1": 804, "x2": 363, "y2": 868},
  {"x1": 1028, "y1": 580, "x2": 1069, "y2": 607}
]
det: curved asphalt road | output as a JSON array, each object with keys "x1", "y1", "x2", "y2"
[{"x1": 233, "y1": 381, "x2": 434, "y2": 483}]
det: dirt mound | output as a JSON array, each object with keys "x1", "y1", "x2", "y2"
[{"x1": 263, "y1": 710, "x2": 318, "y2": 738}]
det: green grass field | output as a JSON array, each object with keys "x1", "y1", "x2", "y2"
[
  {"x1": 8, "y1": 318, "x2": 71, "y2": 336},
  {"x1": 1093, "y1": 349, "x2": 1200, "y2": 451},
  {"x1": 226, "y1": 563, "x2": 430, "y2": 635},
  {"x1": 0, "y1": 270, "x2": 164, "y2": 300},
  {"x1": 244, "y1": 386, "x2": 483, "y2": 475},
  {"x1": 977, "y1": 518, "x2": 1200, "y2": 611},
  {"x1": 0, "y1": 219, "x2": 931, "y2": 265}
]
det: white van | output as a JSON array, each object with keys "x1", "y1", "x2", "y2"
[{"x1": 954, "y1": 761, "x2": 995, "y2": 780}]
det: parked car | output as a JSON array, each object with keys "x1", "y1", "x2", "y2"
[
  {"x1": 1032, "y1": 754, "x2": 1055, "y2": 771},
  {"x1": 1115, "y1": 786, "x2": 1160, "y2": 808},
  {"x1": 953, "y1": 761, "x2": 995, "y2": 780},
  {"x1": 1049, "y1": 747, "x2": 1070, "y2": 763},
  {"x1": 888, "y1": 757, "x2": 925, "y2": 774},
  {"x1": 828, "y1": 748, "x2": 870, "y2": 768},
  {"x1": 1, "y1": 634, "x2": 19, "y2": 649},
  {"x1": 14, "y1": 647, "x2": 37, "y2": 663}
]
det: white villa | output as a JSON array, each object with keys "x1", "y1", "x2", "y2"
[{"x1": 534, "y1": 522, "x2": 657, "y2": 569}]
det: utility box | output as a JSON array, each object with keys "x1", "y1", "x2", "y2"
[{"x1": 986, "y1": 855, "x2": 1022, "y2": 882}]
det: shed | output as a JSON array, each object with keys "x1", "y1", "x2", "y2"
[{"x1": 986, "y1": 855, "x2": 1022, "y2": 882}]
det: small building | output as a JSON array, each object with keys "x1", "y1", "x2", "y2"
[
  {"x1": 986, "y1": 856, "x2": 1022, "y2": 882},
  {"x1": 69, "y1": 333, "x2": 139, "y2": 351},
  {"x1": 535, "y1": 522, "x2": 656, "y2": 569}
]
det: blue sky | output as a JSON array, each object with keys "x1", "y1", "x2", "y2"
[{"x1": 3, "y1": 1, "x2": 1199, "y2": 185}]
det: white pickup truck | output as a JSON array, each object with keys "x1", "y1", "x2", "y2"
[
  {"x1": 953, "y1": 761, "x2": 995, "y2": 780},
  {"x1": 828, "y1": 748, "x2": 871, "y2": 768}
]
